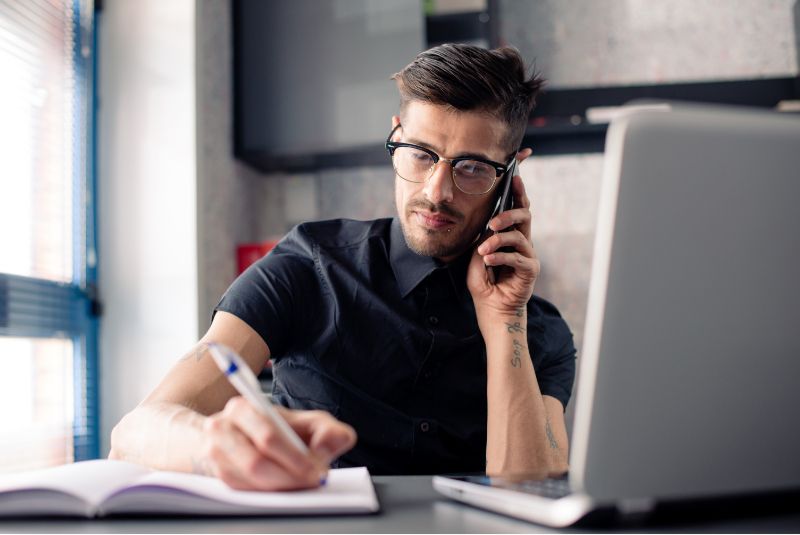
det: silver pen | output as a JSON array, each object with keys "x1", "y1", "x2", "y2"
[{"x1": 207, "y1": 342, "x2": 310, "y2": 456}]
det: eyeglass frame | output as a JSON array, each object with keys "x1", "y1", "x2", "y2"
[{"x1": 385, "y1": 124, "x2": 519, "y2": 195}]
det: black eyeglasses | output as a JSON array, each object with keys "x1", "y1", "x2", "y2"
[{"x1": 385, "y1": 125, "x2": 516, "y2": 195}]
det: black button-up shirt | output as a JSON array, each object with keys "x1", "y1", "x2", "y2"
[{"x1": 215, "y1": 218, "x2": 576, "y2": 475}]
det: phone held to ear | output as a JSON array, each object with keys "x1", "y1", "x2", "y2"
[{"x1": 484, "y1": 159, "x2": 517, "y2": 284}]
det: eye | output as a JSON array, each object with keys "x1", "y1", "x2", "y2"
[
  {"x1": 455, "y1": 160, "x2": 493, "y2": 179},
  {"x1": 409, "y1": 149, "x2": 433, "y2": 164}
]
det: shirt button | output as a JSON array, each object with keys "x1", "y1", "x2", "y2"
[
  {"x1": 420, "y1": 421, "x2": 430, "y2": 433},
  {"x1": 428, "y1": 315, "x2": 439, "y2": 325}
]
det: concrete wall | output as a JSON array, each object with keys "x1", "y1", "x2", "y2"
[
  {"x1": 500, "y1": 0, "x2": 798, "y2": 88},
  {"x1": 195, "y1": 0, "x2": 286, "y2": 333}
]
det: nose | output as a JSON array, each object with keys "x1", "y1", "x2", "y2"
[{"x1": 422, "y1": 160, "x2": 454, "y2": 205}]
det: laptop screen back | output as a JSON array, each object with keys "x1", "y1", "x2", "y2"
[{"x1": 570, "y1": 104, "x2": 800, "y2": 502}]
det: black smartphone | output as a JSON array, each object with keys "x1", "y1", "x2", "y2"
[{"x1": 484, "y1": 158, "x2": 517, "y2": 284}]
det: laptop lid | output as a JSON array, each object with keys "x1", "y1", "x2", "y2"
[{"x1": 570, "y1": 103, "x2": 800, "y2": 503}]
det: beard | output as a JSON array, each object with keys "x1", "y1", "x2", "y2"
[{"x1": 399, "y1": 198, "x2": 489, "y2": 260}]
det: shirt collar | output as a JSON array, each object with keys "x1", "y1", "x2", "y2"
[{"x1": 389, "y1": 217, "x2": 472, "y2": 299}]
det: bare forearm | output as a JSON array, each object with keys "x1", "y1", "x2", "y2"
[
  {"x1": 109, "y1": 401, "x2": 209, "y2": 474},
  {"x1": 482, "y1": 309, "x2": 568, "y2": 478}
]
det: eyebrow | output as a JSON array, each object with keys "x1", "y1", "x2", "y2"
[{"x1": 403, "y1": 136, "x2": 495, "y2": 162}]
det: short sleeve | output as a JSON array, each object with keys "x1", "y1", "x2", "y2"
[
  {"x1": 528, "y1": 297, "x2": 577, "y2": 411},
  {"x1": 213, "y1": 225, "x2": 318, "y2": 356},
  {"x1": 535, "y1": 334, "x2": 577, "y2": 411}
]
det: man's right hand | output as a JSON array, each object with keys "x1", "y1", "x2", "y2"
[
  {"x1": 196, "y1": 396, "x2": 356, "y2": 491},
  {"x1": 109, "y1": 312, "x2": 355, "y2": 491}
]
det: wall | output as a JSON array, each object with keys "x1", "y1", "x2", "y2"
[
  {"x1": 500, "y1": 0, "x2": 798, "y2": 88},
  {"x1": 195, "y1": 0, "x2": 286, "y2": 332},
  {"x1": 97, "y1": 0, "x2": 198, "y2": 455}
]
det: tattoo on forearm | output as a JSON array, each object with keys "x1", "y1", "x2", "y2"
[
  {"x1": 511, "y1": 339, "x2": 523, "y2": 368},
  {"x1": 508, "y1": 310, "x2": 527, "y2": 368},
  {"x1": 179, "y1": 342, "x2": 209, "y2": 363},
  {"x1": 505, "y1": 321, "x2": 524, "y2": 333},
  {"x1": 545, "y1": 418, "x2": 559, "y2": 450}
]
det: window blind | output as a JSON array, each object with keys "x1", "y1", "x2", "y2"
[{"x1": 0, "y1": 0, "x2": 97, "y2": 473}]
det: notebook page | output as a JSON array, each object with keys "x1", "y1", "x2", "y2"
[
  {"x1": 0, "y1": 459, "x2": 151, "y2": 509},
  {"x1": 106, "y1": 466, "x2": 379, "y2": 514}
]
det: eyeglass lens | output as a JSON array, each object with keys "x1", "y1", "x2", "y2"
[{"x1": 392, "y1": 146, "x2": 496, "y2": 194}]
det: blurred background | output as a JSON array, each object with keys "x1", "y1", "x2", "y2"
[{"x1": 0, "y1": 0, "x2": 797, "y2": 472}]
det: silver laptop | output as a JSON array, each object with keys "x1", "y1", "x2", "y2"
[{"x1": 433, "y1": 103, "x2": 800, "y2": 527}]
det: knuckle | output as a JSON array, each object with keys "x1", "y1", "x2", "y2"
[
  {"x1": 240, "y1": 452, "x2": 263, "y2": 477},
  {"x1": 206, "y1": 443, "x2": 226, "y2": 463},
  {"x1": 341, "y1": 424, "x2": 357, "y2": 445},
  {"x1": 227, "y1": 396, "x2": 248, "y2": 413},
  {"x1": 257, "y1": 426, "x2": 278, "y2": 450},
  {"x1": 204, "y1": 415, "x2": 225, "y2": 433}
]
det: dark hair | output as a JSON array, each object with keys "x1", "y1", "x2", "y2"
[{"x1": 391, "y1": 43, "x2": 544, "y2": 153}]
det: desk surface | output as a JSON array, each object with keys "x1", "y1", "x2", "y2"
[{"x1": 2, "y1": 475, "x2": 799, "y2": 533}]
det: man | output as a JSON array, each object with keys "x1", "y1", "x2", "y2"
[{"x1": 110, "y1": 44, "x2": 576, "y2": 491}]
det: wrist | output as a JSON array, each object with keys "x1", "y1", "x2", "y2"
[
  {"x1": 476, "y1": 304, "x2": 527, "y2": 330},
  {"x1": 479, "y1": 315, "x2": 528, "y2": 356}
]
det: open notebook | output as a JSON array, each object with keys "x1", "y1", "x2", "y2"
[{"x1": 0, "y1": 460, "x2": 379, "y2": 517}]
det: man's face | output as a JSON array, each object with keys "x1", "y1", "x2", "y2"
[{"x1": 393, "y1": 101, "x2": 511, "y2": 262}]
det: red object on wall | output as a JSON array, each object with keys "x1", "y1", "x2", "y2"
[{"x1": 236, "y1": 240, "x2": 279, "y2": 274}]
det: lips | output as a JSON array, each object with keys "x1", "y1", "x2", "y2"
[{"x1": 414, "y1": 211, "x2": 455, "y2": 230}]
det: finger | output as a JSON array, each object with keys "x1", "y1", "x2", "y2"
[
  {"x1": 483, "y1": 250, "x2": 540, "y2": 279},
  {"x1": 223, "y1": 397, "x2": 319, "y2": 481},
  {"x1": 511, "y1": 175, "x2": 532, "y2": 241},
  {"x1": 281, "y1": 408, "x2": 357, "y2": 463},
  {"x1": 282, "y1": 408, "x2": 357, "y2": 460},
  {"x1": 213, "y1": 445, "x2": 320, "y2": 491},
  {"x1": 477, "y1": 229, "x2": 533, "y2": 258},
  {"x1": 204, "y1": 413, "x2": 321, "y2": 491},
  {"x1": 513, "y1": 173, "x2": 531, "y2": 209},
  {"x1": 516, "y1": 147, "x2": 533, "y2": 162},
  {"x1": 488, "y1": 201, "x2": 531, "y2": 236}
]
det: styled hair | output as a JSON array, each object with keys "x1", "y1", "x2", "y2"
[{"x1": 391, "y1": 43, "x2": 544, "y2": 153}]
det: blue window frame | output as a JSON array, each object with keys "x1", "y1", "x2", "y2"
[{"x1": 0, "y1": 0, "x2": 98, "y2": 469}]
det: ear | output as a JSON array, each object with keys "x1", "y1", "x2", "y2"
[
  {"x1": 391, "y1": 115, "x2": 401, "y2": 129},
  {"x1": 515, "y1": 147, "x2": 533, "y2": 163}
]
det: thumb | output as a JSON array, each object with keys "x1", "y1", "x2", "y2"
[
  {"x1": 283, "y1": 409, "x2": 357, "y2": 461},
  {"x1": 310, "y1": 422, "x2": 357, "y2": 461}
]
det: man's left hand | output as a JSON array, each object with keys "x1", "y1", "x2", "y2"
[{"x1": 467, "y1": 149, "x2": 539, "y2": 319}]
